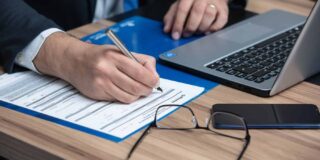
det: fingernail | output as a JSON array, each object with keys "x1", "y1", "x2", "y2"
[{"x1": 172, "y1": 32, "x2": 180, "y2": 40}]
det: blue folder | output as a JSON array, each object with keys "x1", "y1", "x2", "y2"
[{"x1": 82, "y1": 16, "x2": 219, "y2": 91}]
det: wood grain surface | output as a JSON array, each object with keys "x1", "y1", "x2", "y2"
[
  {"x1": 247, "y1": 0, "x2": 315, "y2": 16},
  {"x1": 1, "y1": 1, "x2": 319, "y2": 160}
]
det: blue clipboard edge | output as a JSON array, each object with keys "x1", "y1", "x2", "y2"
[{"x1": 0, "y1": 88, "x2": 206, "y2": 143}]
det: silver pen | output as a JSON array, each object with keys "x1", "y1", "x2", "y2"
[{"x1": 105, "y1": 29, "x2": 163, "y2": 92}]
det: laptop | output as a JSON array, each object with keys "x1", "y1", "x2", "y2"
[{"x1": 159, "y1": 1, "x2": 320, "y2": 97}]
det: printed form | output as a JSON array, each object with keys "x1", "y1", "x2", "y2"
[{"x1": 0, "y1": 72, "x2": 204, "y2": 141}]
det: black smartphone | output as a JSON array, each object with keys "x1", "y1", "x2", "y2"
[{"x1": 211, "y1": 104, "x2": 320, "y2": 129}]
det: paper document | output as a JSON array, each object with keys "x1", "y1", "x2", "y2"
[{"x1": 0, "y1": 71, "x2": 204, "y2": 142}]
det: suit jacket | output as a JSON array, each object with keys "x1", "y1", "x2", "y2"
[
  {"x1": 0, "y1": 0, "x2": 97, "y2": 73},
  {"x1": 0, "y1": 0, "x2": 246, "y2": 73}
]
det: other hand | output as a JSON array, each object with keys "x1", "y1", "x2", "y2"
[{"x1": 164, "y1": 0, "x2": 229, "y2": 40}]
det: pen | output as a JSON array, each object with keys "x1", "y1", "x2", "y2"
[{"x1": 105, "y1": 29, "x2": 163, "y2": 92}]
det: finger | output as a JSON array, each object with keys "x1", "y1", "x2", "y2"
[
  {"x1": 210, "y1": 7, "x2": 229, "y2": 32},
  {"x1": 110, "y1": 70, "x2": 153, "y2": 97},
  {"x1": 102, "y1": 91, "x2": 116, "y2": 102},
  {"x1": 135, "y1": 54, "x2": 160, "y2": 89},
  {"x1": 115, "y1": 54, "x2": 159, "y2": 88},
  {"x1": 171, "y1": 0, "x2": 194, "y2": 40},
  {"x1": 183, "y1": 0, "x2": 207, "y2": 37},
  {"x1": 88, "y1": 78, "x2": 116, "y2": 101},
  {"x1": 163, "y1": 2, "x2": 178, "y2": 33},
  {"x1": 198, "y1": 4, "x2": 218, "y2": 33},
  {"x1": 105, "y1": 80, "x2": 139, "y2": 103},
  {"x1": 135, "y1": 54, "x2": 159, "y2": 77}
]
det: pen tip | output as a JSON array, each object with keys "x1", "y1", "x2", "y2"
[{"x1": 157, "y1": 87, "x2": 163, "y2": 92}]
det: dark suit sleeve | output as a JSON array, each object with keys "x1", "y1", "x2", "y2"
[
  {"x1": 229, "y1": 0, "x2": 247, "y2": 9},
  {"x1": 0, "y1": 0, "x2": 61, "y2": 73}
]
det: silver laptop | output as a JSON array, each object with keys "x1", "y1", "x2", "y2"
[{"x1": 159, "y1": 1, "x2": 320, "y2": 97}]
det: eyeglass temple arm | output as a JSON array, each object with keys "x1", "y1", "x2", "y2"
[
  {"x1": 237, "y1": 136, "x2": 251, "y2": 160},
  {"x1": 126, "y1": 124, "x2": 153, "y2": 160}
]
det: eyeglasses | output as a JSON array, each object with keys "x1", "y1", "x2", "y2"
[{"x1": 126, "y1": 104, "x2": 251, "y2": 160}]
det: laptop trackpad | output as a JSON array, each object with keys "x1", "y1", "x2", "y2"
[{"x1": 217, "y1": 22, "x2": 273, "y2": 44}]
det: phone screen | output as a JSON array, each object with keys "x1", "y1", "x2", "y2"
[{"x1": 212, "y1": 104, "x2": 320, "y2": 129}]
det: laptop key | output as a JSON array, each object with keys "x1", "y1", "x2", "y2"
[
  {"x1": 269, "y1": 71, "x2": 278, "y2": 77},
  {"x1": 231, "y1": 59, "x2": 242, "y2": 65},
  {"x1": 280, "y1": 53, "x2": 288, "y2": 59},
  {"x1": 226, "y1": 70, "x2": 238, "y2": 75},
  {"x1": 222, "y1": 57, "x2": 234, "y2": 62},
  {"x1": 265, "y1": 51, "x2": 275, "y2": 57},
  {"x1": 252, "y1": 64, "x2": 264, "y2": 69},
  {"x1": 235, "y1": 72, "x2": 246, "y2": 78},
  {"x1": 254, "y1": 78, "x2": 264, "y2": 83},
  {"x1": 261, "y1": 54, "x2": 269, "y2": 59},
  {"x1": 260, "y1": 61, "x2": 271, "y2": 66},
  {"x1": 250, "y1": 51, "x2": 258, "y2": 57},
  {"x1": 245, "y1": 53, "x2": 255, "y2": 58},
  {"x1": 245, "y1": 75, "x2": 256, "y2": 81},
  {"x1": 207, "y1": 61, "x2": 225, "y2": 68},
  {"x1": 274, "y1": 61, "x2": 281, "y2": 67},
  {"x1": 262, "y1": 74, "x2": 272, "y2": 80},
  {"x1": 207, "y1": 63, "x2": 219, "y2": 69},
  {"x1": 230, "y1": 52, "x2": 244, "y2": 59},
  {"x1": 248, "y1": 59, "x2": 259, "y2": 64},
  {"x1": 252, "y1": 69, "x2": 269, "y2": 77},
  {"x1": 279, "y1": 45, "x2": 287, "y2": 50},
  {"x1": 255, "y1": 56, "x2": 264, "y2": 61},
  {"x1": 221, "y1": 64, "x2": 234, "y2": 70},
  {"x1": 269, "y1": 65, "x2": 278, "y2": 71},
  {"x1": 216, "y1": 67, "x2": 229, "y2": 72},
  {"x1": 267, "y1": 57, "x2": 278, "y2": 63},
  {"x1": 239, "y1": 57, "x2": 250, "y2": 61},
  {"x1": 233, "y1": 66, "x2": 257, "y2": 74}
]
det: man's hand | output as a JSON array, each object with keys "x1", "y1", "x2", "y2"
[
  {"x1": 33, "y1": 32, "x2": 159, "y2": 103},
  {"x1": 164, "y1": 0, "x2": 229, "y2": 40}
]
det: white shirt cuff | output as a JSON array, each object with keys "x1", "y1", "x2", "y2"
[{"x1": 15, "y1": 28, "x2": 63, "y2": 73}]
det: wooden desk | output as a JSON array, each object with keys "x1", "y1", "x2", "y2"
[{"x1": 1, "y1": 1, "x2": 319, "y2": 160}]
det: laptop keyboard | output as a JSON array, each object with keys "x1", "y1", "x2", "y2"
[{"x1": 206, "y1": 25, "x2": 303, "y2": 83}]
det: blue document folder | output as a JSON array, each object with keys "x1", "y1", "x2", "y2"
[{"x1": 82, "y1": 16, "x2": 219, "y2": 91}]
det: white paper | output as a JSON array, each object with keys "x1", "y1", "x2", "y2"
[{"x1": 0, "y1": 71, "x2": 204, "y2": 139}]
